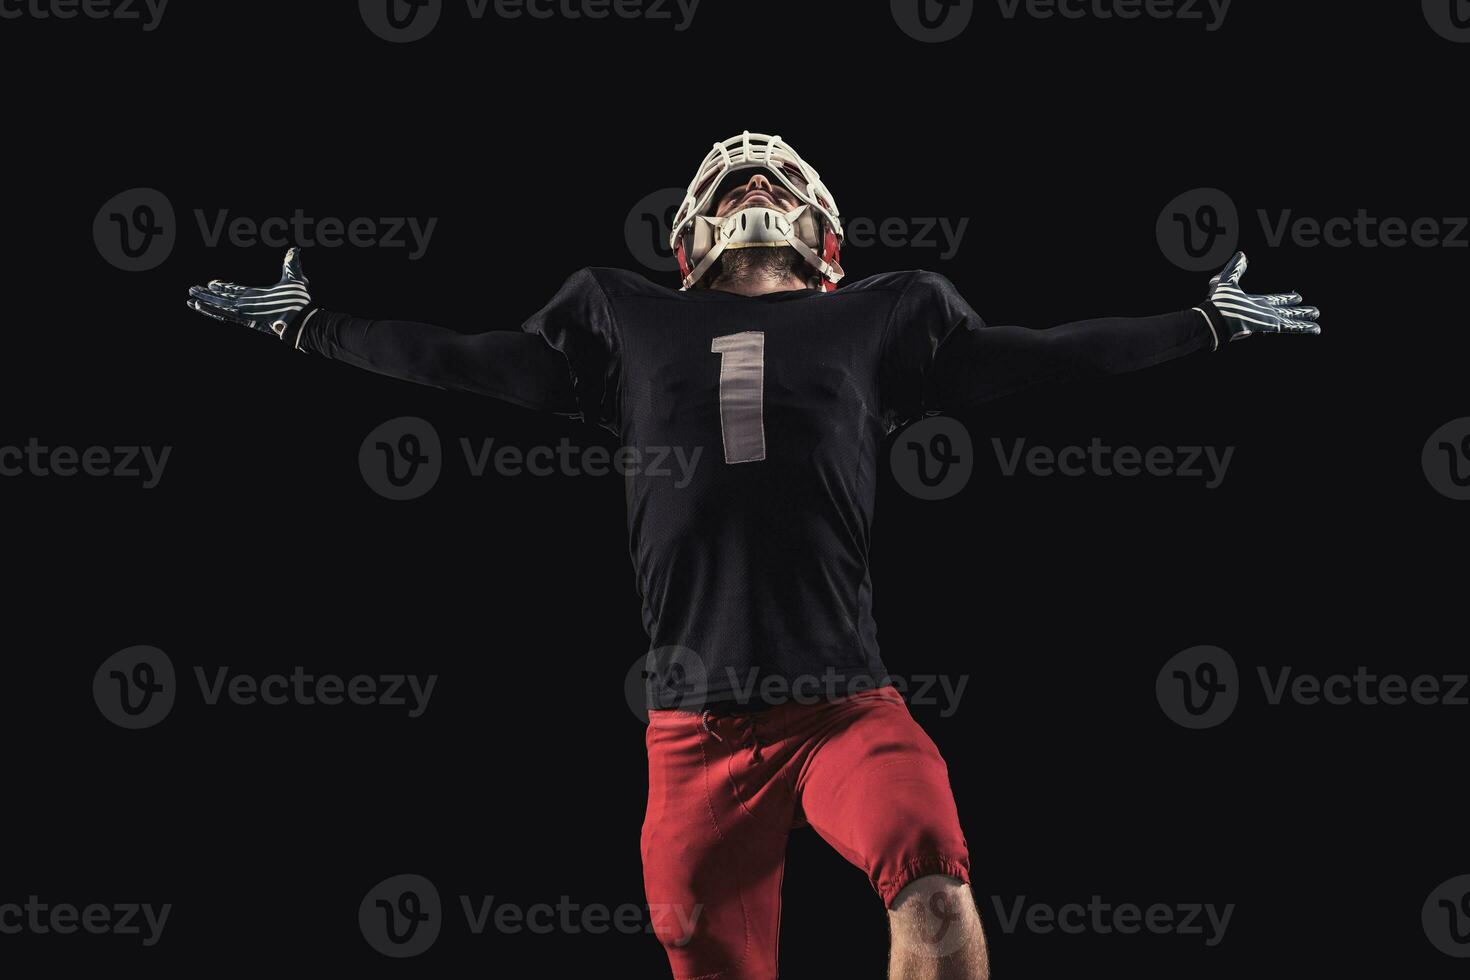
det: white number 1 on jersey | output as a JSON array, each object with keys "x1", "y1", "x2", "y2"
[{"x1": 710, "y1": 332, "x2": 766, "y2": 464}]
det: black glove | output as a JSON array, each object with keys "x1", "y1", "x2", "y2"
[
  {"x1": 187, "y1": 248, "x2": 314, "y2": 345},
  {"x1": 1197, "y1": 251, "x2": 1322, "y2": 349}
]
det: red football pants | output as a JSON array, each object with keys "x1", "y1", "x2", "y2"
[{"x1": 641, "y1": 686, "x2": 971, "y2": 980}]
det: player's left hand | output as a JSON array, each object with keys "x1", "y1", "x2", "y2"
[
  {"x1": 1202, "y1": 251, "x2": 1322, "y2": 344},
  {"x1": 187, "y1": 247, "x2": 313, "y2": 340}
]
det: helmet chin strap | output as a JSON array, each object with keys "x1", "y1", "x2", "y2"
[{"x1": 682, "y1": 205, "x2": 844, "y2": 291}]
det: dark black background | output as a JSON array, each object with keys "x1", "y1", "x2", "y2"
[{"x1": 3, "y1": 0, "x2": 1466, "y2": 975}]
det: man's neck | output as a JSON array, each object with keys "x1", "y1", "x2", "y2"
[{"x1": 707, "y1": 272, "x2": 813, "y2": 297}]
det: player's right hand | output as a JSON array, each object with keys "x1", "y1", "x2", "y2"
[
  {"x1": 187, "y1": 248, "x2": 313, "y2": 341},
  {"x1": 1202, "y1": 251, "x2": 1322, "y2": 343}
]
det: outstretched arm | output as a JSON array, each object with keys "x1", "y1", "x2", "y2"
[
  {"x1": 885, "y1": 252, "x2": 1321, "y2": 419},
  {"x1": 933, "y1": 307, "x2": 1213, "y2": 411},
  {"x1": 187, "y1": 249, "x2": 585, "y2": 416},
  {"x1": 295, "y1": 309, "x2": 575, "y2": 414}
]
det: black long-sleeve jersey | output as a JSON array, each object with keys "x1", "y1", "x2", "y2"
[{"x1": 301, "y1": 268, "x2": 1215, "y2": 706}]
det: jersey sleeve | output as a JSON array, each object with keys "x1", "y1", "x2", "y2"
[
  {"x1": 298, "y1": 310, "x2": 577, "y2": 414},
  {"x1": 880, "y1": 270, "x2": 1214, "y2": 424},
  {"x1": 878, "y1": 271, "x2": 985, "y2": 426},
  {"x1": 520, "y1": 267, "x2": 621, "y2": 430}
]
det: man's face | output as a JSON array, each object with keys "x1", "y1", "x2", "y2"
[{"x1": 713, "y1": 172, "x2": 801, "y2": 219}]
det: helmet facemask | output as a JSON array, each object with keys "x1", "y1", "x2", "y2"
[{"x1": 671, "y1": 132, "x2": 845, "y2": 292}]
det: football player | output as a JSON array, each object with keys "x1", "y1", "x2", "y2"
[{"x1": 187, "y1": 131, "x2": 1319, "y2": 980}]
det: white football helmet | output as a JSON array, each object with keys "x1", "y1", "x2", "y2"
[{"x1": 670, "y1": 131, "x2": 845, "y2": 291}]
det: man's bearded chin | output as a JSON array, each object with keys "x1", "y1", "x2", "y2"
[{"x1": 711, "y1": 245, "x2": 810, "y2": 287}]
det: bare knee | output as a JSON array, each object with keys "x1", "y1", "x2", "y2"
[{"x1": 888, "y1": 875, "x2": 989, "y2": 980}]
